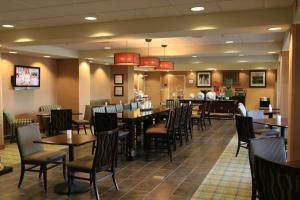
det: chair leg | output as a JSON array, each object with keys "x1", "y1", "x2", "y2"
[
  {"x1": 67, "y1": 169, "x2": 71, "y2": 196},
  {"x1": 251, "y1": 179, "x2": 257, "y2": 200},
  {"x1": 167, "y1": 138, "x2": 172, "y2": 162},
  {"x1": 77, "y1": 124, "x2": 80, "y2": 135},
  {"x1": 145, "y1": 135, "x2": 149, "y2": 161},
  {"x1": 39, "y1": 166, "x2": 42, "y2": 178},
  {"x1": 90, "y1": 125, "x2": 93, "y2": 135},
  {"x1": 112, "y1": 168, "x2": 119, "y2": 191},
  {"x1": 42, "y1": 165, "x2": 47, "y2": 192},
  {"x1": 235, "y1": 140, "x2": 241, "y2": 157},
  {"x1": 62, "y1": 157, "x2": 66, "y2": 181},
  {"x1": 92, "y1": 141, "x2": 96, "y2": 154},
  {"x1": 172, "y1": 131, "x2": 176, "y2": 151},
  {"x1": 83, "y1": 124, "x2": 87, "y2": 135},
  {"x1": 18, "y1": 164, "x2": 25, "y2": 187},
  {"x1": 92, "y1": 172, "x2": 100, "y2": 200}
]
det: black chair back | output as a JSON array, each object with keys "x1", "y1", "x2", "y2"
[
  {"x1": 93, "y1": 129, "x2": 119, "y2": 172},
  {"x1": 173, "y1": 106, "x2": 182, "y2": 129},
  {"x1": 254, "y1": 155, "x2": 300, "y2": 200},
  {"x1": 235, "y1": 115, "x2": 255, "y2": 144},
  {"x1": 200, "y1": 102, "x2": 207, "y2": 119},
  {"x1": 94, "y1": 113, "x2": 118, "y2": 133},
  {"x1": 186, "y1": 104, "x2": 193, "y2": 127},
  {"x1": 50, "y1": 109, "x2": 72, "y2": 134},
  {"x1": 180, "y1": 104, "x2": 188, "y2": 127}
]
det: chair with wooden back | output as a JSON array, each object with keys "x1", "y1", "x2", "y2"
[
  {"x1": 72, "y1": 105, "x2": 93, "y2": 134},
  {"x1": 67, "y1": 129, "x2": 119, "y2": 200},
  {"x1": 50, "y1": 109, "x2": 72, "y2": 136}
]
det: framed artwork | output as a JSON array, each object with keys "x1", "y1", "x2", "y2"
[
  {"x1": 114, "y1": 86, "x2": 124, "y2": 96},
  {"x1": 250, "y1": 70, "x2": 266, "y2": 88},
  {"x1": 114, "y1": 74, "x2": 123, "y2": 84},
  {"x1": 196, "y1": 71, "x2": 212, "y2": 87}
]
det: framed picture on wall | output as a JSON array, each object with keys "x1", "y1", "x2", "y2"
[
  {"x1": 114, "y1": 74, "x2": 123, "y2": 84},
  {"x1": 250, "y1": 70, "x2": 266, "y2": 88},
  {"x1": 196, "y1": 71, "x2": 212, "y2": 87},
  {"x1": 114, "y1": 86, "x2": 124, "y2": 96}
]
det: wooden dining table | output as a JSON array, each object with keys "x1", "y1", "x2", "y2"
[
  {"x1": 36, "y1": 111, "x2": 82, "y2": 117},
  {"x1": 34, "y1": 134, "x2": 96, "y2": 194},
  {"x1": 285, "y1": 160, "x2": 300, "y2": 168},
  {"x1": 117, "y1": 107, "x2": 170, "y2": 160},
  {"x1": 253, "y1": 118, "x2": 288, "y2": 138}
]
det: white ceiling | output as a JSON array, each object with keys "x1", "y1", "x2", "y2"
[
  {"x1": 0, "y1": 0, "x2": 295, "y2": 69},
  {"x1": 0, "y1": 0, "x2": 294, "y2": 30}
]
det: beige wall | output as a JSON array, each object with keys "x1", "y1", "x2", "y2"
[
  {"x1": 1, "y1": 53, "x2": 58, "y2": 120},
  {"x1": 145, "y1": 72, "x2": 162, "y2": 108},
  {"x1": 56, "y1": 59, "x2": 79, "y2": 113},
  {"x1": 0, "y1": 53, "x2": 3, "y2": 147},
  {"x1": 90, "y1": 63, "x2": 111, "y2": 101},
  {"x1": 146, "y1": 70, "x2": 277, "y2": 110}
]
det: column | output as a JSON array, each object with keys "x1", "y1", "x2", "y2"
[
  {"x1": 0, "y1": 53, "x2": 4, "y2": 149},
  {"x1": 279, "y1": 51, "x2": 289, "y2": 118},
  {"x1": 288, "y1": 24, "x2": 300, "y2": 161}
]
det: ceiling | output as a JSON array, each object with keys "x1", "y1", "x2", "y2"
[{"x1": 0, "y1": 0, "x2": 296, "y2": 70}]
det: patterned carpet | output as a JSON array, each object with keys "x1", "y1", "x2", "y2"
[{"x1": 191, "y1": 134, "x2": 252, "y2": 200}]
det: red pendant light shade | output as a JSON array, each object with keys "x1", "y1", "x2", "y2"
[
  {"x1": 140, "y1": 56, "x2": 160, "y2": 68},
  {"x1": 156, "y1": 61, "x2": 174, "y2": 70},
  {"x1": 114, "y1": 52, "x2": 140, "y2": 66}
]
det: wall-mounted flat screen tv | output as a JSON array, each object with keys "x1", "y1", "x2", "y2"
[{"x1": 14, "y1": 65, "x2": 40, "y2": 87}]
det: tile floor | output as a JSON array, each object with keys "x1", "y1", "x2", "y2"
[{"x1": 0, "y1": 120, "x2": 235, "y2": 200}]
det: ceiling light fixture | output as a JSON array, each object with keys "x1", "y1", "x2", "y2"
[
  {"x1": 104, "y1": 46, "x2": 111, "y2": 50},
  {"x1": 114, "y1": 41, "x2": 140, "y2": 66},
  {"x1": 237, "y1": 60, "x2": 248, "y2": 63},
  {"x1": 85, "y1": 16, "x2": 97, "y2": 21},
  {"x1": 191, "y1": 7, "x2": 205, "y2": 12},
  {"x1": 192, "y1": 55, "x2": 198, "y2": 58},
  {"x1": 9, "y1": 51, "x2": 17, "y2": 54},
  {"x1": 268, "y1": 27, "x2": 282, "y2": 31},
  {"x1": 139, "y1": 38, "x2": 160, "y2": 68},
  {"x1": 238, "y1": 54, "x2": 244, "y2": 57},
  {"x1": 268, "y1": 51, "x2": 277, "y2": 54},
  {"x1": 155, "y1": 45, "x2": 174, "y2": 71},
  {"x1": 43, "y1": 55, "x2": 51, "y2": 58},
  {"x1": 225, "y1": 41, "x2": 234, "y2": 44},
  {"x1": 2, "y1": 24, "x2": 14, "y2": 28}
]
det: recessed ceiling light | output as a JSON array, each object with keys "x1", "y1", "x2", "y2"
[
  {"x1": 2, "y1": 24, "x2": 14, "y2": 28},
  {"x1": 104, "y1": 63, "x2": 110, "y2": 65},
  {"x1": 86, "y1": 57, "x2": 94, "y2": 60},
  {"x1": 238, "y1": 54, "x2": 244, "y2": 57},
  {"x1": 191, "y1": 7, "x2": 205, "y2": 12},
  {"x1": 84, "y1": 16, "x2": 97, "y2": 21},
  {"x1": 268, "y1": 27, "x2": 282, "y2": 31},
  {"x1": 237, "y1": 60, "x2": 248, "y2": 63},
  {"x1": 224, "y1": 50, "x2": 239, "y2": 54},
  {"x1": 88, "y1": 60, "x2": 93, "y2": 63},
  {"x1": 9, "y1": 51, "x2": 17, "y2": 54},
  {"x1": 43, "y1": 55, "x2": 51, "y2": 58},
  {"x1": 225, "y1": 41, "x2": 234, "y2": 44},
  {"x1": 268, "y1": 51, "x2": 277, "y2": 54},
  {"x1": 193, "y1": 61, "x2": 203, "y2": 64},
  {"x1": 192, "y1": 55, "x2": 198, "y2": 58},
  {"x1": 104, "y1": 46, "x2": 111, "y2": 50}
]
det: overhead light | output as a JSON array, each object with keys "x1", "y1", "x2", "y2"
[
  {"x1": 193, "y1": 61, "x2": 203, "y2": 64},
  {"x1": 9, "y1": 51, "x2": 17, "y2": 54},
  {"x1": 104, "y1": 63, "x2": 110, "y2": 65},
  {"x1": 86, "y1": 57, "x2": 94, "y2": 60},
  {"x1": 114, "y1": 52, "x2": 140, "y2": 66},
  {"x1": 43, "y1": 55, "x2": 51, "y2": 58},
  {"x1": 191, "y1": 7, "x2": 205, "y2": 12},
  {"x1": 140, "y1": 38, "x2": 160, "y2": 68},
  {"x1": 84, "y1": 16, "x2": 97, "y2": 21},
  {"x1": 238, "y1": 54, "x2": 245, "y2": 57},
  {"x1": 89, "y1": 60, "x2": 93, "y2": 63},
  {"x1": 268, "y1": 51, "x2": 277, "y2": 54},
  {"x1": 237, "y1": 60, "x2": 248, "y2": 63},
  {"x1": 224, "y1": 50, "x2": 239, "y2": 54},
  {"x1": 104, "y1": 46, "x2": 111, "y2": 50},
  {"x1": 268, "y1": 27, "x2": 282, "y2": 31},
  {"x1": 225, "y1": 41, "x2": 234, "y2": 44},
  {"x1": 2, "y1": 24, "x2": 14, "y2": 28},
  {"x1": 192, "y1": 55, "x2": 198, "y2": 58},
  {"x1": 155, "y1": 45, "x2": 174, "y2": 71}
]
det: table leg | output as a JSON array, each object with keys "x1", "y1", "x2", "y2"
[
  {"x1": 281, "y1": 127, "x2": 286, "y2": 138},
  {"x1": 126, "y1": 120, "x2": 135, "y2": 160},
  {"x1": 54, "y1": 145, "x2": 90, "y2": 194}
]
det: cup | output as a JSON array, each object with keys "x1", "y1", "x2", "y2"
[
  {"x1": 105, "y1": 101, "x2": 108, "y2": 106},
  {"x1": 277, "y1": 115, "x2": 282, "y2": 123},
  {"x1": 67, "y1": 130, "x2": 72, "y2": 139}
]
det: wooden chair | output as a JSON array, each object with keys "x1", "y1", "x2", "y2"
[
  {"x1": 17, "y1": 123, "x2": 66, "y2": 192},
  {"x1": 67, "y1": 129, "x2": 119, "y2": 200},
  {"x1": 249, "y1": 137, "x2": 286, "y2": 200},
  {"x1": 204, "y1": 101, "x2": 212, "y2": 125},
  {"x1": 192, "y1": 102, "x2": 207, "y2": 131},
  {"x1": 72, "y1": 105, "x2": 93, "y2": 135},
  {"x1": 173, "y1": 106, "x2": 183, "y2": 147},
  {"x1": 235, "y1": 115, "x2": 279, "y2": 157},
  {"x1": 254, "y1": 155, "x2": 300, "y2": 200},
  {"x1": 185, "y1": 104, "x2": 193, "y2": 140},
  {"x1": 49, "y1": 109, "x2": 72, "y2": 136},
  {"x1": 180, "y1": 104, "x2": 189, "y2": 143},
  {"x1": 145, "y1": 110, "x2": 175, "y2": 162}
]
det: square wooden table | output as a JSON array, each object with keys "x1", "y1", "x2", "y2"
[{"x1": 35, "y1": 134, "x2": 96, "y2": 194}]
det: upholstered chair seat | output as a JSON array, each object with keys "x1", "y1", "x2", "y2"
[{"x1": 24, "y1": 150, "x2": 66, "y2": 163}]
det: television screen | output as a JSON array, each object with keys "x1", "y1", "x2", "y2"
[{"x1": 14, "y1": 65, "x2": 40, "y2": 87}]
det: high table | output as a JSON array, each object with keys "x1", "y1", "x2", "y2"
[
  {"x1": 117, "y1": 107, "x2": 170, "y2": 160},
  {"x1": 36, "y1": 112, "x2": 82, "y2": 117},
  {"x1": 253, "y1": 118, "x2": 288, "y2": 138},
  {"x1": 34, "y1": 134, "x2": 96, "y2": 194}
]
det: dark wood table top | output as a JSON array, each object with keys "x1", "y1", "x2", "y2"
[
  {"x1": 36, "y1": 112, "x2": 82, "y2": 117},
  {"x1": 117, "y1": 107, "x2": 170, "y2": 119},
  {"x1": 253, "y1": 118, "x2": 288, "y2": 128},
  {"x1": 259, "y1": 107, "x2": 280, "y2": 111},
  {"x1": 34, "y1": 134, "x2": 96, "y2": 146},
  {"x1": 285, "y1": 160, "x2": 300, "y2": 168},
  {"x1": 263, "y1": 111, "x2": 280, "y2": 114}
]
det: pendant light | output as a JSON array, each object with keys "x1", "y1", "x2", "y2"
[
  {"x1": 114, "y1": 41, "x2": 140, "y2": 66},
  {"x1": 155, "y1": 44, "x2": 174, "y2": 71},
  {"x1": 139, "y1": 38, "x2": 160, "y2": 68}
]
